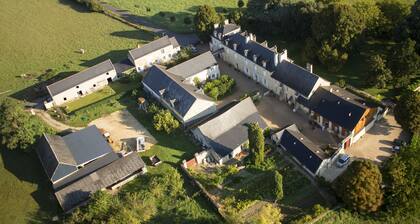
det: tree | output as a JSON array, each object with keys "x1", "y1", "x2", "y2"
[
  {"x1": 247, "y1": 122, "x2": 265, "y2": 167},
  {"x1": 194, "y1": 5, "x2": 220, "y2": 41},
  {"x1": 238, "y1": 0, "x2": 245, "y2": 8},
  {"x1": 383, "y1": 134, "x2": 420, "y2": 216},
  {"x1": 334, "y1": 160, "x2": 383, "y2": 213},
  {"x1": 394, "y1": 88, "x2": 420, "y2": 134},
  {"x1": 376, "y1": 0, "x2": 412, "y2": 38},
  {"x1": 0, "y1": 98, "x2": 53, "y2": 151},
  {"x1": 400, "y1": 0, "x2": 420, "y2": 52},
  {"x1": 274, "y1": 171, "x2": 284, "y2": 202},
  {"x1": 153, "y1": 109, "x2": 180, "y2": 134},
  {"x1": 228, "y1": 9, "x2": 243, "y2": 25},
  {"x1": 389, "y1": 38, "x2": 420, "y2": 87},
  {"x1": 367, "y1": 55, "x2": 392, "y2": 88}
]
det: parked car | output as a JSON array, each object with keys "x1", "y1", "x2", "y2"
[
  {"x1": 392, "y1": 139, "x2": 406, "y2": 153},
  {"x1": 336, "y1": 154, "x2": 350, "y2": 168}
]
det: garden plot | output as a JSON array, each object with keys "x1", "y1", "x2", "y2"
[
  {"x1": 89, "y1": 109, "x2": 157, "y2": 151},
  {"x1": 188, "y1": 151, "x2": 327, "y2": 222}
]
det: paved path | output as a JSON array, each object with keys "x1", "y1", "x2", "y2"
[
  {"x1": 31, "y1": 109, "x2": 82, "y2": 131},
  {"x1": 99, "y1": 2, "x2": 200, "y2": 46}
]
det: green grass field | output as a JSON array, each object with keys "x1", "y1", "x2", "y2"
[
  {"x1": 0, "y1": 0, "x2": 153, "y2": 97},
  {"x1": 104, "y1": 0, "x2": 247, "y2": 33}
]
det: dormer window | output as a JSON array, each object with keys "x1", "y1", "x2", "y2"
[
  {"x1": 253, "y1": 54, "x2": 258, "y2": 62},
  {"x1": 233, "y1": 43, "x2": 237, "y2": 51},
  {"x1": 262, "y1": 60, "x2": 267, "y2": 68},
  {"x1": 244, "y1": 49, "x2": 249, "y2": 57}
]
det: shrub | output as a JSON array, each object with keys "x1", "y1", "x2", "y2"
[
  {"x1": 203, "y1": 75, "x2": 235, "y2": 100},
  {"x1": 153, "y1": 109, "x2": 180, "y2": 134},
  {"x1": 159, "y1": 12, "x2": 165, "y2": 17},
  {"x1": 184, "y1": 17, "x2": 192, "y2": 25},
  {"x1": 147, "y1": 103, "x2": 160, "y2": 114},
  {"x1": 170, "y1": 16, "x2": 176, "y2": 22}
]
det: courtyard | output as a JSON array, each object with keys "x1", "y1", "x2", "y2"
[{"x1": 89, "y1": 109, "x2": 157, "y2": 151}]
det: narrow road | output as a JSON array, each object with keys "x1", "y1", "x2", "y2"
[
  {"x1": 30, "y1": 109, "x2": 82, "y2": 132},
  {"x1": 99, "y1": 2, "x2": 200, "y2": 46}
]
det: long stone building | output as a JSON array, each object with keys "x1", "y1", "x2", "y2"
[{"x1": 210, "y1": 21, "x2": 385, "y2": 149}]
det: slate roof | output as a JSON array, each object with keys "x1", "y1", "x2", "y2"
[
  {"x1": 278, "y1": 125, "x2": 326, "y2": 174},
  {"x1": 36, "y1": 126, "x2": 114, "y2": 183},
  {"x1": 225, "y1": 32, "x2": 278, "y2": 71},
  {"x1": 196, "y1": 97, "x2": 267, "y2": 157},
  {"x1": 143, "y1": 65, "x2": 213, "y2": 117},
  {"x1": 215, "y1": 23, "x2": 240, "y2": 37},
  {"x1": 47, "y1": 60, "x2": 115, "y2": 96},
  {"x1": 272, "y1": 60, "x2": 321, "y2": 98},
  {"x1": 55, "y1": 153, "x2": 145, "y2": 212},
  {"x1": 168, "y1": 51, "x2": 217, "y2": 79},
  {"x1": 128, "y1": 35, "x2": 179, "y2": 60},
  {"x1": 297, "y1": 85, "x2": 370, "y2": 131}
]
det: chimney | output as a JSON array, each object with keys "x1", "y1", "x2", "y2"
[
  {"x1": 271, "y1": 45, "x2": 278, "y2": 52},
  {"x1": 262, "y1": 60, "x2": 267, "y2": 68},
  {"x1": 261, "y1": 41, "x2": 267, "y2": 47},
  {"x1": 244, "y1": 49, "x2": 249, "y2": 57},
  {"x1": 224, "y1": 19, "x2": 229, "y2": 25},
  {"x1": 306, "y1": 63, "x2": 313, "y2": 73},
  {"x1": 245, "y1": 33, "x2": 251, "y2": 43},
  {"x1": 253, "y1": 54, "x2": 258, "y2": 62},
  {"x1": 250, "y1": 33, "x2": 256, "y2": 41},
  {"x1": 279, "y1": 49, "x2": 288, "y2": 62},
  {"x1": 233, "y1": 43, "x2": 237, "y2": 51}
]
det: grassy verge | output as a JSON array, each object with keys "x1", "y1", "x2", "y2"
[
  {"x1": 103, "y1": 0, "x2": 247, "y2": 33},
  {"x1": 0, "y1": 0, "x2": 153, "y2": 98}
]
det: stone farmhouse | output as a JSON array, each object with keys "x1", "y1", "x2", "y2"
[
  {"x1": 36, "y1": 125, "x2": 146, "y2": 212},
  {"x1": 210, "y1": 21, "x2": 385, "y2": 150},
  {"x1": 191, "y1": 97, "x2": 267, "y2": 165},
  {"x1": 45, "y1": 59, "x2": 117, "y2": 108},
  {"x1": 168, "y1": 51, "x2": 220, "y2": 85},
  {"x1": 142, "y1": 65, "x2": 217, "y2": 125},
  {"x1": 272, "y1": 124, "x2": 332, "y2": 177},
  {"x1": 129, "y1": 35, "x2": 180, "y2": 72}
]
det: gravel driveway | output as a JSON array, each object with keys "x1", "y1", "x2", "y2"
[{"x1": 89, "y1": 109, "x2": 156, "y2": 151}]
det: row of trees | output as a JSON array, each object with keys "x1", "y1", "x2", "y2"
[
  {"x1": 334, "y1": 135, "x2": 419, "y2": 218},
  {"x1": 0, "y1": 98, "x2": 53, "y2": 151}
]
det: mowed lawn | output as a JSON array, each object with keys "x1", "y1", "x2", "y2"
[
  {"x1": 104, "y1": 0, "x2": 247, "y2": 32},
  {"x1": 0, "y1": 0, "x2": 153, "y2": 97}
]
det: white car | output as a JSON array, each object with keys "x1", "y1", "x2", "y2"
[{"x1": 336, "y1": 154, "x2": 350, "y2": 168}]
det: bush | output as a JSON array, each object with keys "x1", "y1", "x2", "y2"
[
  {"x1": 153, "y1": 109, "x2": 180, "y2": 134},
  {"x1": 203, "y1": 75, "x2": 235, "y2": 100},
  {"x1": 159, "y1": 12, "x2": 165, "y2": 17},
  {"x1": 184, "y1": 17, "x2": 192, "y2": 25},
  {"x1": 170, "y1": 16, "x2": 176, "y2": 22}
]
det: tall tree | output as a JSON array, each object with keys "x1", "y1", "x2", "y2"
[
  {"x1": 394, "y1": 88, "x2": 420, "y2": 134},
  {"x1": 376, "y1": 0, "x2": 413, "y2": 38},
  {"x1": 274, "y1": 171, "x2": 284, "y2": 202},
  {"x1": 405, "y1": 0, "x2": 420, "y2": 52},
  {"x1": 389, "y1": 38, "x2": 420, "y2": 87},
  {"x1": 335, "y1": 160, "x2": 383, "y2": 213},
  {"x1": 247, "y1": 122, "x2": 265, "y2": 167},
  {"x1": 194, "y1": 5, "x2": 221, "y2": 41},
  {"x1": 383, "y1": 134, "x2": 420, "y2": 217},
  {"x1": 0, "y1": 98, "x2": 53, "y2": 150},
  {"x1": 367, "y1": 55, "x2": 392, "y2": 88}
]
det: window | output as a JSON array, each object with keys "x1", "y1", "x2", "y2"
[
  {"x1": 76, "y1": 86, "x2": 79, "y2": 88},
  {"x1": 106, "y1": 72, "x2": 109, "y2": 75},
  {"x1": 93, "y1": 84, "x2": 96, "y2": 87},
  {"x1": 161, "y1": 49, "x2": 165, "y2": 54},
  {"x1": 63, "y1": 97, "x2": 67, "y2": 101}
]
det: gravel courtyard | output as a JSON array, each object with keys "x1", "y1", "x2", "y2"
[{"x1": 89, "y1": 109, "x2": 157, "y2": 151}]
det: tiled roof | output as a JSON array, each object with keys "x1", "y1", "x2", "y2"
[
  {"x1": 278, "y1": 124, "x2": 326, "y2": 174},
  {"x1": 272, "y1": 60, "x2": 321, "y2": 98},
  {"x1": 55, "y1": 153, "x2": 145, "y2": 212},
  {"x1": 196, "y1": 97, "x2": 267, "y2": 157},
  {"x1": 128, "y1": 35, "x2": 179, "y2": 60},
  {"x1": 47, "y1": 60, "x2": 115, "y2": 96},
  {"x1": 143, "y1": 65, "x2": 213, "y2": 117},
  {"x1": 168, "y1": 51, "x2": 217, "y2": 79},
  {"x1": 297, "y1": 86, "x2": 370, "y2": 130}
]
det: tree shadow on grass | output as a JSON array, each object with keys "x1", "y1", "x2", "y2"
[
  {"x1": 110, "y1": 30, "x2": 155, "y2": 42},
  {"x1": 0, "y1": 148, "x2": 60, "y2": 222},
  {"x1": 79, "y1": 49, "x2": 131, "y2": 67},
  {"x1": 57, "y1": 0, "x2": 92, "y2": 13}
]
